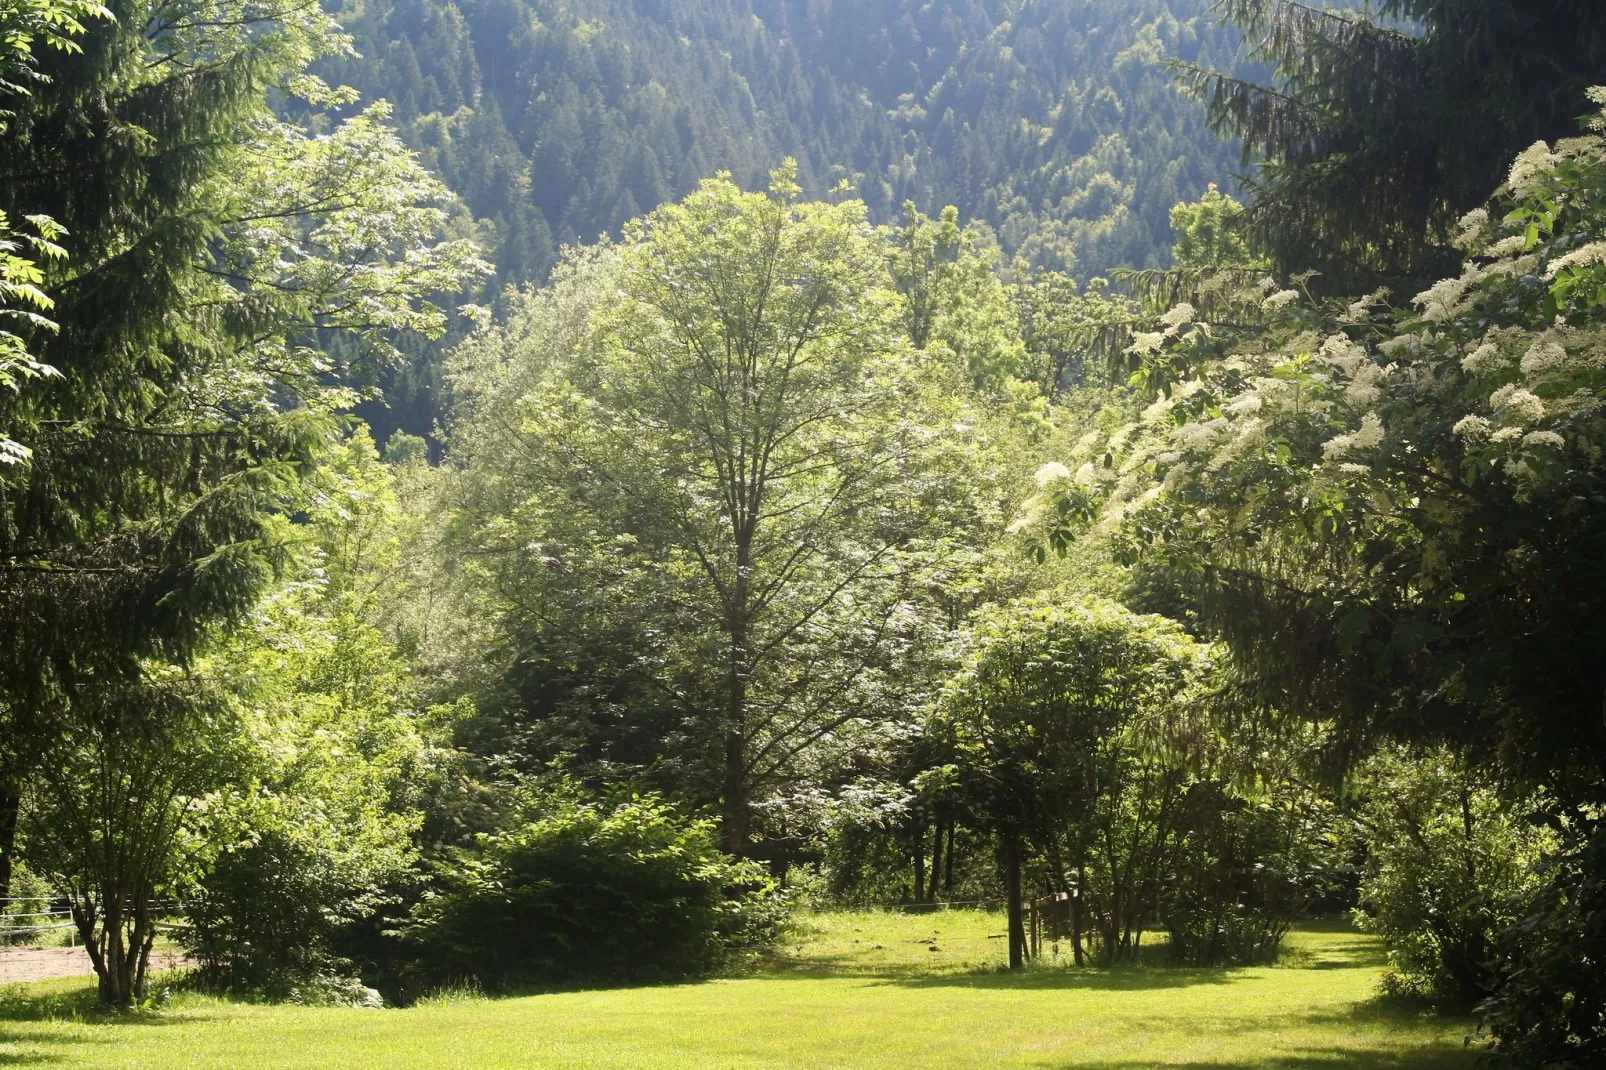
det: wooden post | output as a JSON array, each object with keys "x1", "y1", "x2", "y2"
[{"x1": 1004, "y1": 833, "x2": 1025, "y2": 970}]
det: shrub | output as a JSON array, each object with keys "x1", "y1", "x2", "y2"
[
  {"x1": 1481, "y1": 816, "x2": 1606, "y2": 1067},
  {"x1": 1166, "y1": 781, "x2": 1340, "y2": 966},
  {"x1": 1353, "y1": 746, "x2": 1552, "y2": 1006},
  {"x1": 400, "y1": 794, "x2": 781, "y2": 991}
]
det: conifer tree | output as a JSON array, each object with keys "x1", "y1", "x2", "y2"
[
  {"x1": 0, "y1": 0, "x2": 485, "y2": 903},
  {"x1": 1188, "y1": 0, "x2": 1606, "y2": 291}
]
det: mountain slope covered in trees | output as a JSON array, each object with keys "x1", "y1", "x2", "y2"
[{"x1": 320, "y1": 0, "x2": 1247, "y2": 439}]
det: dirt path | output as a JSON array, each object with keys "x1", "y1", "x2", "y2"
[{"x1": 0, "y1": 947, "x2": 188, "y2": 985}]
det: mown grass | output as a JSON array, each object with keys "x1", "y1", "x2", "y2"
[{"x1": 0, "y1": 912, "x2": 1482, "y2": 1068}]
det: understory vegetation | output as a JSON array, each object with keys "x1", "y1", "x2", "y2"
[{"x1": 2, "y1": 2, "x2": 1605, "y2": 1068}]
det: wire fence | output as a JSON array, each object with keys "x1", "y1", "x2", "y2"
[{"x1": 2, "y1": 896, "x2": 187, "y2": 946}]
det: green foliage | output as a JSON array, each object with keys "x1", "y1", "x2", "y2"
[
  {"x1": 402, "y1": 792, "x2": 779, "y2": 991},
  {"x1": 21, "y1": 674, "x2": 248, "y2": 1006},
  {"x1": 1166, "y1": 776, "x2": 1338, "y2": 966},
  {"x1": 1351, "y1": 747, "x2": 1552, "y2": 1007},
  {"x1": 936, "y1": 594, "x2": 1207, "y2": 963},
  {"x1": 443, "y1": 169, "x2": 1003, "y2": 856},
  {"x1": 1036, "y1": 93, "x2": 1606, "y2": 800},
  {"x1": 178, "y1": 431, "x2": 463, "y2": 1000},
  {"x1": 1168, "y1": 184, "x2": 1257, "y2": 269},
  {"x1": 1481, "y1": 817, "x2": 1606, "y2": 1067}
]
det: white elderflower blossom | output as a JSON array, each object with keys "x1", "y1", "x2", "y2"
[
  {"x1": 1159, "y1": 303, "x2": 1196, "y2": 329},
  {"x1": 1462, "y1": 342, "x2": 1506, "y2": 375},
  {"x1": 1318, "y1": 334, "x2": 1368, "y2": 373},
  {"x1": 1339, "y1": 462, "x2": 1371, "y2": 475},
  {"x1": 1508, "y1": 141, "x2": 1558, "y2": 194},
  {"x1": 1075, "y1": 462, "x2": 1097, "y2": 486},
  {"x1": 1225, "y1": 392, "x2": 1264, "y2": 416},
  {"x1": 1590, "y1": 87, "x2": 1606, "y2": 131},
  {"x1": 1208, "y1": 417, "x2": 1266, "y2": 471},
  {"x1": 1128, "y1": 331, "x2": 1165, "y2": 356},
  {"x1": 1488, "y1": 235, "x2": 1528, "y2": 259},
  {"x1": 1499, "y1": 388, "x2": 1547, "y2": 425},
  {"x1": 1140, "y1": 394, "x2": 1175, "y2": 426},
  {"x1": 1490, "y1": 382, "x2": 1518, "y2": 409},
  {"x1": 1523, "y1": 430, "x2": 1567, "y2": 450},
  {"x1": 1521, "y1": 339, "x2": 1569, "y2": 378},
  {"x1": 1262, "y1": 289, "x2": 1300, "y2": 311},
  {"x1": 1453, "y1": 414, "x2": 1493, "y2": 440},
  {"x1": 1171, "y1": 418, "x2": 1227, "y2": 452},
  {"x1": 1161, "y1": 462, "x2": 1195, "y2": 493},
  {"x1": 1455, "y1": 208, "x2": 1490, "y2": 250},
  {"x1": 1345, "y1": 362, "x2": 1389, "y2": 408},
  {"x1": 1492, "y1": 426, "x2": 1524, "y2": 444},
  {"x1": 1075, "y1": 429, "x2": 1102, "y2": 453},
  {"x1": 1034, "y1": 461, "x2": 1072, "y2": 488},
  {"x1": 1543, "y1": 242, "x2": 1606, "y2": 279},
  {"x1": 1414, "y1": 270, "x2": 1474, "y2": 322},
  {"x1": 1378, "y1": 334, "x2": 1421, "y2": 358},
  {"x1": 1322, "y1": 412, "x2": 1385, "y2": 460}
]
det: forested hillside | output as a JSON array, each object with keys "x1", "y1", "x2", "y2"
[
  {"x1": 319, "y1": 0, "x2": 1244, "y2": 437},
  {"x1": 326, "y1": 0, "x2": 1241, "y2": 287},
  {"x1": 322, "y1": 0, "x2": 1246, "y2": 439}
]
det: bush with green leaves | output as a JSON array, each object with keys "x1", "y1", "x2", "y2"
[
  {"x1": 1481, "y1": 816, "x2": 1606, "y2": 1067},
  {"x1": 401, "y1": 791, "x2": 781, "y2": 992},
  {"x1": 1352, "y1": 746, "x2": 1552, "y2": 1007},
  {"x1": 1165, "y1": 778, "x2": 1340, "y2": 967}
]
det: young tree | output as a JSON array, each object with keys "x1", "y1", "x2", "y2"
[
  {"x1": 935, "y1": 595, "x2": 1204, "y2": 968},
  {"x1": 446, "y1": 166, "x2": 997, "y2": 857},
  {"x1": 22, "y1": 673, "x2": 245, "y2": 1007},
  {"x1": 1352, "y1": 746, "x2": 1552, "y2": 1006}
]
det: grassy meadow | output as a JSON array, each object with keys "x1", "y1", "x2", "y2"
[{"x1": 0, "y1": 912, "x2": 1481, "y2": 1069}]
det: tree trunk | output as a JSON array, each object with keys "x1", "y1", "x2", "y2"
[
  {"x1": 913, "y1": 820, "x2": 927, "y2": 903},
  {"x1": 943, "y1": 824, "x2": 955, "y2": 895},
  {"x1": 722, "y1": 729, "x2": 748, "y2": 859},
  {"x1": 927, "y1": 820, "x2": 944, "y2": 903},
  {"x1": 1071, "y1": 863, "x2": 1085, "y2": 966},
  {"x1": 0, "y1": 783, "x2": 19, "y2": 900},
  {"x1": 1004, "y1": 833, "x2": 1025, "y2": 970}
]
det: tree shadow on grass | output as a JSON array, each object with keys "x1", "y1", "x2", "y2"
[
  {"x1": 0, "y1": 975, "x2": 211, "y2": 1026},
  {"x1": 1050, "y1": 1047, "x2": 1483, "y2": 1070},
  {"x1": 757, "y1": 956, "x2": 1252, "y2": 992}
]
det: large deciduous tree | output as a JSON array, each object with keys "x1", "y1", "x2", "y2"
[{"x1": 446, "y1": 165, "x2": 998, "y2": 857}]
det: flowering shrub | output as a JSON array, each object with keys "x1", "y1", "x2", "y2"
[
  {"x1": 1035, "y1": 88, "x2": 1606, "y2": 791},
  {"x1": 1032, "y1": 85, "x2": 1606, "y2": 1063}
]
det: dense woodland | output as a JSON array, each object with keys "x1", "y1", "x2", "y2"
[
  {"x1": 3, "y1": 1, "x2": 1606, "y2": 1067},
  {"x1": 318, "y1": 0, "x2": 1250, "y2": 439}
]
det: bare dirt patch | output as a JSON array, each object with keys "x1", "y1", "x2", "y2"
[{"x1": 0, "y1": 947, "x2": 188, "y2": 985}]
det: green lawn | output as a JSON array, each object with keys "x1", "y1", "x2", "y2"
[{"x1": 0, "y1": 912, "x2": 1482, "y2": 1069}]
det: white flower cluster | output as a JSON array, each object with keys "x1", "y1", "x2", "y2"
[
  {"x1": 1322, "y1": 412, "x2": 1385, "y2": 461},
  {"x1": 1414, "y1": 268, "x2": 1476, "y2": 322},
  {"x1": 1543, "y1": 242, "x2": 1606, "y2": 280},
  {"x1": 1462, "y1": 342, "x2": 1506, "y2": 375},
  {"x1": 1509, "y1": 141, "x2": 1559, "y2": 195},
  {"x1": 1521, "y1": 339, "x2": 1569, "y2": 378},
  {"x1": 1491, "y1": 383, "x2": 1547, "y2": 425}
]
